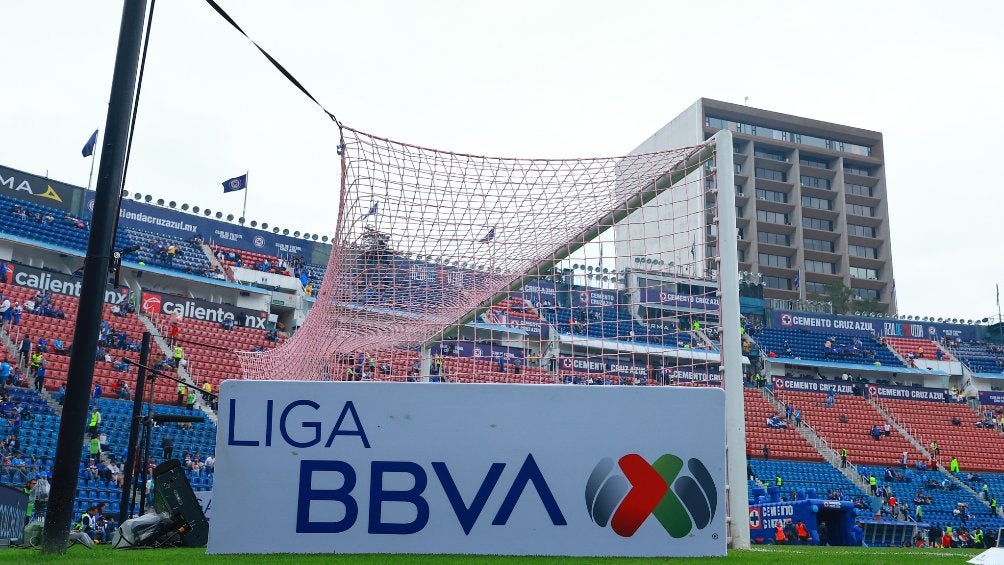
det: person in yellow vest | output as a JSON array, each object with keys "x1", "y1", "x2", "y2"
[
  {"x1": 950, "y1": 457, "x2": 960, "y2": 474},
  {"x1": 88, "y1": 406, "x2": 101, "y2": 436},
  {"x1": 29, "y1": 352, "x2": 43, "y2": 379},
  {"x1": 186, "y1": 389, "x2": 197, "y2": 411},
  {"x1": 869, "y1": 474, "x2": 877, "y2": 496},
  {"x1": 305, "y1": 283, "x2": 313, "y2": 297},
  {"x1": 202, "y1": 381, "x2": 212, "y2": 400},
  {"x1": 173, "y1": 345, "x2": 184, "y2": 369},
  {"x1": 177, "y1": 383, "x2": 186, "y2": 406}
]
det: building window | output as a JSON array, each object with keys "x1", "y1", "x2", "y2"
[
  {"x1": 802, "y1": 217, "x2": 833, "y2": 231},
  {"x1": 758, "y1": 231, "x2": 790, "y2": 246},
  {"x1": 705, "y1": 115, "x2": 873, "y2": 156},
  {"x1": 735, "y1": 163, "x2": 743, "y2": 174},
  {"x1": 805, "y1": 281, "x2": 828, "y2": 295},
  {"x1": 755, "y1": 167, "x2": 787, "y2": 182},
  {"x1": 844, "y1": 164, "x2": 872, "y2": 176},
  {"x1": 757, "y1": 209, "x2": 789, "y2": 224},
  {"x1": 806, "y1": 260, "x2": 836, "y2": 274},
  {"x1": 758, "y1": 253, "x2": 791, "y2": 268},
  {"x1": 799, "y1": 156, "x2": 829, "y2": 169},
  {"x1": 736, "y1": 184, "x2": 745, "y2": 196},
  {"x1": 738, "y1": 249, "x2": 746, "y2": 262},
  {"x1": 846, "y1": 183, "x2": 873, "y2": 197},
  {"x1": 848, "y1": 224, "x2": 876, "y2": 238},
  {"x1": 804, "y1": 238, "x2": 835, "y2": 252},
  {"x1": 736, "y1": 206, "x2": 744, "y2": 217},
  {"x1": 801, "y1": 195, "x2": 832, "y2": 210},
  {"x1": 848, "y1": 244, "x2": 879, "y2": 259},
  {"x1": 755, "y1": 148, "x2": 788, "y2": 162},
  {"x1": 800, "y1": 175, "x2": 831, "y2": 189},
  {"x1": 763, "y1": 275, "x2": 792, "y2": 290},
  {"x1": 853, "y1": 288, "x2": 880, "y2": 300},
  {"x1": 755, "y1": 188, "x2": 788, "y2": 203},
  {"x1": 846, "y1": 203, "x2": 875, "y2": 217},
  {"x1": 850, "y1": 266, "x2": 879, "y2": 280}
]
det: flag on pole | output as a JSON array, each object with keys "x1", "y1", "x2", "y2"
[
  {"x1": 690, "y1": 237, "x2": 696, "y2": 259},
  {"x1": 222, "y1": 174, "x2": 248, "y2": 193},
  {"x1": 479, "y1": 227, "x2": 496, "y2": 243},
  {"x1": 81, "y1": 129, "x2": 98, "y2": 157},
  {"x1": 793, "y1": 269, "x2": 800, "y2": 291},
  {"x1": 361, "y1": 202, "x2": 378, "y2": 218}
]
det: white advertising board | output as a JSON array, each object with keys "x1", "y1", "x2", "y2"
[{"x1": 208, "y1": 381, "x2": 725, "y2": 557}]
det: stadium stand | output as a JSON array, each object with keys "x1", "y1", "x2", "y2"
[
  {"x1": 749, "y1": 459, "x2": 867, "y2": 503},
  {"x1": 772, "y1": 389, "x2": 917, "y2": 468},
  {"x1": 754, "y1": 328, "x2": 904, "y2": 368},
  {"x1": 949, "y1": 341, "x2": 1004, "y2": 375},
  {"x1": 878, "y1": 398, "x2": 1004, "y2": 472},
  {"x1": 883, "y1": 337, "x2": 952, "y2": 362},
  {"x1": 743, "y1": 388, "x2": 822, "y2": 462}
]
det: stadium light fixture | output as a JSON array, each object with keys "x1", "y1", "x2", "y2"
[
  {"x1": 237, "y1": 216, "x2": 245, "y2": 224},
  {"x1": 122, "y1": 190, "x2": 129, "y2": 197},
  {"x1": 311, "y1": 234, "x2": 318, "y2": 241},
  {"x1": 303, "y1": 233, "x2": 311, "y2": 240},
  {"x1": 272, "y1": 227, "x2": 280, "y2": 233},
  {"x1": 937, "y1": 318, "x2": 943, "y2": 323},
  {"x1": 215, "y1": 212, "x2": 223, "y2": 219},
  {"x1": 282, "y1": 229, "x2": 289, "y2": 236},
  {"x1": 293, "y1": 231, "x2": 301, "y2": 237},
  {"x1": 156, "y1": 198, "x2": 165, "y2": 206},
  {"x1": 144, "y1": 195, "x2": 152, "y2": 202},
  {"x1": 204, "y1": 209, "x2": 212, "y2": 217},
  {"x1": 261, "y1": 223, "x2": 268, "y2": 230},
  {"x1": 249, "y1": 220, "x2": 257, "y2": 227},
  {"x1": 192, "y1": 206, "x2": 200, "y2": 214},
  {"x1": 169, "y1": 201, "x2": 177, "y2": 209},
  {"x1": 133, "y1": 193, "x2": 142, "y2": 200},
  {"x1": 322, "y1": 236, "x2": 328, "y2": 243},
  {"x1": 180, "y1": 203, "x2": 189, "y2": 211},
  {"x1": 226, "y1": 214, "x2": 234, "y2": 221}
]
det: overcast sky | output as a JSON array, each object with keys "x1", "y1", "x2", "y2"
[{"x1": 2, "y1": 0, "x2": 1002, "y2": 321}]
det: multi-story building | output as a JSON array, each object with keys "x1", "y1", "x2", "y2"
[{"x1": 618, "y1": 98, "x2": 897, "y2": 314}]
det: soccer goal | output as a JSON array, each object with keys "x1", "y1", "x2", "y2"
[{"x1": 238, "y1": 126, "x2": 749, "y2": 548}]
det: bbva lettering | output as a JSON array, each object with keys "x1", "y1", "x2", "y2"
[{"x1": 296, "y1": 454, "x2": 566, "y2": 535}]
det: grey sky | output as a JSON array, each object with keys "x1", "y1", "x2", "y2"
[{"x1": 2, "y1": 0, "x2": 1001, "y2": 320}]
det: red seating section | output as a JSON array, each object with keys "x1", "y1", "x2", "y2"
[
  {"x1": 147, "y1": 313, "x2": 281, "y2": 393},
  {"x1": 880, "y1": 398, "x2": 1004, "y2": 471},
  {"x1": 0, "y1": 282, "x2": 179, "y2": 404},
  {"x1": 774, "y1": 390, "x2": 917, "y2": 468},
  {"x1": 883, "y1": 337, "x2": 952, "y2": 361},
  {"x1": 743, "y1": 388, "x2": 822, "y2": 462},
  {"x1": 210, "y1": 244, "x2": 288, "y2": 275}
]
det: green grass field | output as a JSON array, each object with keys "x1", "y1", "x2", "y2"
[{"x1": 0, "y1": 545, "x2": 984, "y2": 564}]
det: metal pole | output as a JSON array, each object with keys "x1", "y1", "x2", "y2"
[
  {"x1": 139, "y1": 369, "x2": 156, "y2": 515},
  {"x1": 41, "y1": 0, "x2": 149, "y2": 554},
  {"x1": 119, "y1": 332, "x2": 150, "y2": 524},
  {"x1": 86, "y1": 146, "x2": 97, "y2": 191},
  {"x1": 242, "y1": 170, "x2": 248, "y2": 221}
]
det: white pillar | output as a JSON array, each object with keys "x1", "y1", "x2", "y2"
[{"x1": 712, "y1": 130, "x2": 750, "y2": 549}]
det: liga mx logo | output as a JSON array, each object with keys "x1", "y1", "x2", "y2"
[{"x1": 586, "y1": 454, "x2": 717, "y2": 538}]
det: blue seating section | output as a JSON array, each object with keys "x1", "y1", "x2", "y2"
[
  {"x1": 856, "y1": 466, "x2": 1004, "y2": 532},
  {"x1": 949, "y1": 343, "x2": 1004, "y2": 375},
  {"x1": 118, "y1": 227, "x2": 212, "y2": 275},
  {"x1": 537, "y1": 305, "x2": 697, "y2": 348},
  {"x1": 0, "y1": 390, "x2": 216, "y2": 518},
  {"x1": 749, "y1": 460, "x2": 867, "y2": 503},
  {"x1": 0, "y1": 194, "x2": 91, "y2": 250},
  {"x1": 755, "y1": 328, "x2": 904, "y2": 368}
]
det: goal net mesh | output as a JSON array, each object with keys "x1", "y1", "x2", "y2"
[{"x1": 239, "y1": 126, "x2": 727, "y2": 387}]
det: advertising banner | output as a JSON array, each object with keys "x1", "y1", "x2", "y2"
[
  {"x1": 639, "y1": 288, "x2": 720, "y2": 312},
  {"x1": 662, "y1": 366, "x2": 721, "y2": 384},
  {"x1": 432, "y1": 341, "x2": 524, "y2": 361},
  {"x1": 557, "y1": 357, "x2": 650, "y2": 379},
  {"x1": 864, "y1": 382, "x2": 947, "y2": 402},
  {"x1": 8, "y1": 262, "x2": 130, "y2": 305},
  {"x1": 979, "y1": 391, "x2": 1004, "y2": 406},
  {"x1": 83, "y1": 192, "x2": 319, "y2": 259},
  {"x1": 210, "y1": 382, "x2": 726, "y2": 556},
  {"x1": 570, "y1": 287, "x2": 619, "y2": 308},
  {"x1": 516, "y1": 280, "x2": 559, "y2": 308},
  {"x1": 0, "y1": 164, "x2": 80, "y2": 213},
  {"x1": 140, "y1": 289, "x2": 269, "y2": 329},
  {"x1": 771, "y1": 376, "x2": 855, "y2": 395},
  {"x1": 772, "y1": 310, "x2": 977, "y2": 341},
  {"x1": 0, "y1": 484, "x2": 28, "y2": 540}
]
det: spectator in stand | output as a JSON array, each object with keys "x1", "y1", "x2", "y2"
[
  {"x1": 950, "y1": 457, "x2": 960, "y2": 474},
  {"x1": 161, "y1": 435, "x2": 174, "y2": 461},
  {"x1": 220, "y1": 318, "x2": 235, "y2": 331},
  {"x1": 10, "y1": 302, "x2": 21, "y2": 326},
  {"x1": 177, "y1": 383, "x2": 187, "y2": 407},
  {"x1": 186, "y1": 388, "x2": 197, "y2": 411},
  {"x1": 52, "y1": 339, "x2": 68, "y2": 355},
  {"x1": 88, "y1": 406, "x2": 101, "y2": 436},
  {"x1": 33, "y1": 362, "x2": 45, "y2": 392},
  {"x1": 205, "y1": 453, "x2": 215, "y2": 474},
  {"x1": 0, "y1": 358, "x2": 10, "y2": 386},
  {"x1": 871, "y1": 425, "x2": 882, "y2": 441},
  {"x1": 28, "y1": 351, "x2": 44, "y2": 380},
  {"x1": 92, "y1": 383, "x2": 103, "y2": 400},
  {"x1": 883, "y1": 422, "x2": 891, "y2": 436},
  {"x1": 17, "y1": 335, "x2": 30, "y2": 367},
  {"x1": 173, "y1": 345, "x2": 184, "y2": 368}
]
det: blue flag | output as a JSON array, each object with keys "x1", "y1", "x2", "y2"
[
  {"x1": 793, "y1": 269, "x2": 800, "y2": 290},
  {"x1": 362, "y1": 202, "x2": 379, "y2": 218},
  {"x1": 222, "y1": 174, "x2": 248, "y2": 193},
  {"x1": 479, "y1": 227, "x2": 496, "y2": 243},
  {"x1": 82, "y1": 129, "x2": 98, "y2": 158}
]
